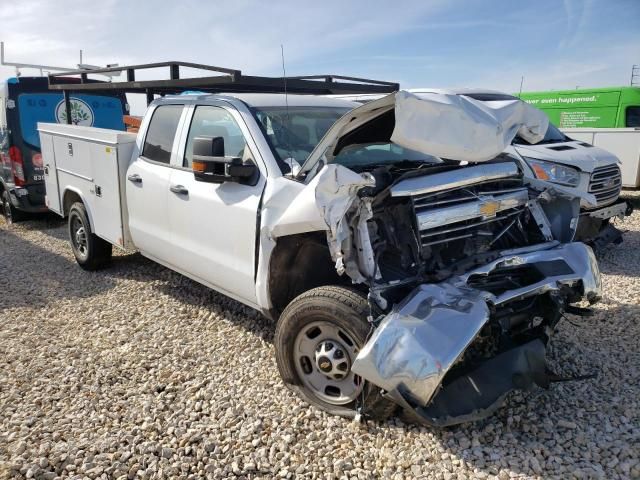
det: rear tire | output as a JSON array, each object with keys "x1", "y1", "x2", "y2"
[
  {"x1": 68, "y1": 202, "x2": 112, "y2": 270},
  {"x1": 2, "y1": 190, "x2": 25, "y2": 225},
  {"x1": 275, "y1": 286, "x2": 396, "y2": 421}
]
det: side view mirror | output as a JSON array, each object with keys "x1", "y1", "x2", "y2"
[{"x1": 192, "y1": 136, "x2": 257, "y2": 184}]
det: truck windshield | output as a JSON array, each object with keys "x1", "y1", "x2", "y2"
[
  {"x1": 513, "y1": 123, "x2": 569, "y2": 145},
  {"x1": 251, "y1": 106, "x2": 350, "y2": 170}
]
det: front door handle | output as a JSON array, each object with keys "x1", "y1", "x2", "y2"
[
  {"x1": 127, "y1": 174, "x2": 142, "y2": 184},
  {"x1": 170, "y1": 184, "x2": 189, "y2": 195}
]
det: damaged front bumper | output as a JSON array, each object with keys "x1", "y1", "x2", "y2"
[
  {"x1": 581, "y1": 199, "x2": 630, "y2": 221},
  {"x1": 351, "y1": 241, "x2": 601, "y2": 426},
  {"x1": 575, "y1": 199, "x2": 633, "y2": 249}
]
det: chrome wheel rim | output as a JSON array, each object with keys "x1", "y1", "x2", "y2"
[
  {"x1": 71, "y1": 215, "x2": 88, "y2": 258},
  {"x1": 293, "y1": 320, "x2": 364, "y2": 405}
]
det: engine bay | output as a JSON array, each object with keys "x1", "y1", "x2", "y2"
[{"x1": 346, "y1": 158, "x2": 565, "y2": 307}]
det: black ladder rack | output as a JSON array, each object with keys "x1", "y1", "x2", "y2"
[
  {"x1": 48, "y1": 60, "x2": 399, "y2": 124},
  {"x1": 49, "y1": 61, "x2": 398, "y2": 93}
]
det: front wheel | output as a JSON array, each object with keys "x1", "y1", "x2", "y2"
[
  {"x1": 68, "y1": 202, "x2": 112, "y2": 270},
  {"x1": 274, "y1": 286, "x2": 395, "y2": 421}
]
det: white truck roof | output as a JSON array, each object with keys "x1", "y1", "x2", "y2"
[{"x1": 162, "y1": 92, "x2": 361, "y2": 108}]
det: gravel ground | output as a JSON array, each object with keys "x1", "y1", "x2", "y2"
[{"x1": 0, "y1": 196, "x2": 639, "y2": 480}]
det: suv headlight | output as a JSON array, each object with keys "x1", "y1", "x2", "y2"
[{"x1": 524, "y1": 158, "x2": 581, "y2": 187}]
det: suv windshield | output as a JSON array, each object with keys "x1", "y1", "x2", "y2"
[
  {"x1": 251, "y1": 106, "x2": 350, "y2": 171},
  {"x1": 513, "y1": 123, "x2": 569, "y2": 145}
]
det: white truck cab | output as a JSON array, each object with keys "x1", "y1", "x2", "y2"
[{"x1": 38, "y1": 65, "x2": 603, "y2": 427}]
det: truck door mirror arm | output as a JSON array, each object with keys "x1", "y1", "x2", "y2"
[{"x1": 192, "y1": 136, "x2": 258, "y2": 185}]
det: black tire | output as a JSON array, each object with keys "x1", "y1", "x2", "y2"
[
  {"x1": 2, "y1": 190, "x2": 25, "y2": 225},
  {"x1": 68, "y1": 202, "x2": 112, "y2": 270},
  {"x1": 275, "y1": 286, "x2": 396, "y2": 421}
]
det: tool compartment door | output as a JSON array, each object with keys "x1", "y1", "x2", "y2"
[
  {"x1": 88, "y1": 142, "x2": 125, "y2": 246},
  {"x1": 41, "y1": 133, "x2": 62, "y2": 215}
]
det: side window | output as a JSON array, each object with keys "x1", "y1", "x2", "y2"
[
  {"x1": 626, "y1": 106, "x2": 640, "y2": 127},
  {"x1": 142, "y1": 104, "x2": 183, "y2": 164},
  {"x1": 184, "y1": 106, "x2": 248, "y2": 168}
]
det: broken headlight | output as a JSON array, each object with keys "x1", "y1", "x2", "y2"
[{"x1": 525, "y1": 158, "x2": 580, "y2": 187}]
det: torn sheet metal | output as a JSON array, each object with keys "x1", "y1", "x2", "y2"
[
  {"x1": 538, "y1": 195, "x2": 580, "y2": 243},
  {"x1": 351, "y1": 198, "x2": 378, "y2": 280},
  {"x1": 352, "y1": 241, "x2": 601, "y2": 414},
  {"x1": 313, "y1": 164, "x2": 375, "y2": 283},
  {"x1": 351, "y1": 282, "x2": 491, "y2": 406},
  {"x1": 391, "y1": 90, "x2": 549, "y2": 162},
  {"x1": 525, "y1": 186, "x2": 581, "y2": 242},
  {"x1": 459, "y1": 241, "x2": 602, "y2": 305}
]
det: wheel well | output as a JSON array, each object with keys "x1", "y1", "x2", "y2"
[
  {"x1": 63, "y1": 190, "x2": 83, "y2": 217},
  {"x1": 268, "y1": 232, "x2": 356, "y2": 315}
]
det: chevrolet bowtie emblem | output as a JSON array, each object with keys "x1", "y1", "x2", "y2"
[{"x1": 479, "y1": 200, "x2": 500, "y2": 218}]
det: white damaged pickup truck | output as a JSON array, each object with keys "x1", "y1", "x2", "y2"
[{"x1": 40, "y1": 89, "x2": 602, "y2": 427}]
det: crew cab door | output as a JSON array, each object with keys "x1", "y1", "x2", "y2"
[
  {"x1": 166, "y1": 104, "x2": 265, "y2": 305},
  {"x1": 126, "y1": 103, "x2": 186, "y2": 259}
]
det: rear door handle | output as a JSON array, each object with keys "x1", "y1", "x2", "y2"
[
  {"x1": 127, "y1": 174, "x2": 142, "y2": 184},
  {"x1": 170, "y1": 184, "x2": 189, "y2": 195}
]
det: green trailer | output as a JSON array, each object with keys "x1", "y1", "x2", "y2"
[{"x1": 518, "y1": 87, "x2": 640, "y2": 129}]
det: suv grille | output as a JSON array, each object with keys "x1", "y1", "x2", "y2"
[{"x1": 589, "y1": 165, "x2": 621, "y2": 206}]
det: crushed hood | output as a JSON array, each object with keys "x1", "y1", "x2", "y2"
[{"x1": 300, "y1": 90, "x2": 549, "y2": 176}]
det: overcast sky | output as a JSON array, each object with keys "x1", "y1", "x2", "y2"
[{"x1": 1, "y1": 0, "x2": 639, "y2": 113}]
